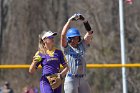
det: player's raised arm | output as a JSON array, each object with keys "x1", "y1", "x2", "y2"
[
  {"x1": 61, "y1": 14, "x2": 78, "y2": 47},
  {"x1": 83, "y1": 20, "x2": 94, "y2": 46}
]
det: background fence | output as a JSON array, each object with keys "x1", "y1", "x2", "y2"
[{"x1": 0, "y1": 64, "x2": 140, "y2": 69}]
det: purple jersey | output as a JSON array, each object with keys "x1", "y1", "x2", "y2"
[{"x1": 35, "y1": 48, "x2": 67, "y2": 76}]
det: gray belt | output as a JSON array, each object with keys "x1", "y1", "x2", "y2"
[{"x1": 67, "y1": 74, "x2": 85, "y2": 78}]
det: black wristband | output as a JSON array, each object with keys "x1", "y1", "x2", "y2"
[{"x1": 83, "y1": 21, "x2": 91, "y2": 31}]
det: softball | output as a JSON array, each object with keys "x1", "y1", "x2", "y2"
[{"x1": 34, "y1": 55, "x2": 42, "y2": 62}]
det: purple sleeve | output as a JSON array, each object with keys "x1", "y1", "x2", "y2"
[
  {"x1": 35, "y1": 62, "x2": 40, "y2": 69},
  {"x1": 59, "y1": 50, "x2": 67, "y2": 66}
]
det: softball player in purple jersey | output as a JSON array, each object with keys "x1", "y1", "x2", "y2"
[
  {"x1": 61, "y1": 14, "x2": 93, "y2": 93},
  {"x1": 29, "y1": 31, "x2": 69, "y2": 93}
]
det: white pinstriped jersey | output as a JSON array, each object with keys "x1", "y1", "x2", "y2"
[{"x1": 62, "y1": 40, "x2": 89, "y2": 76}]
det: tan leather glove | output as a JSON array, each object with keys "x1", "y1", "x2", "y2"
[{"x1": 46, "y1": 73, "x2": 62, "y2": 89}]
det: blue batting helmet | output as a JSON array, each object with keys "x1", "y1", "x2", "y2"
[{"x1": 66, "y1": 28, "x2": 81, "y2": 42}]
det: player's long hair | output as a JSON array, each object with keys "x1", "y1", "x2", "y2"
[{"x1": 38, "y1": 31, "x2": 47, "y2": 54}]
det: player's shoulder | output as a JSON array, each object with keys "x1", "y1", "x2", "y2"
[
  {"x1": 35, "y1": 51, "x2": 40, "y2": 56},
  {"x1": 55, "y1": 48, "x2": 62, "y2": 52},
  {"x1": 35, "y1": 50, "x2": 45, "y2": 56},
  {"x1": 55, "y1": 48, "x2": 63, "y2": 53}
]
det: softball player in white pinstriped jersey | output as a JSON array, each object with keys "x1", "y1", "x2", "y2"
[{"x1": 61, "y1": 13, "x2": 93, "y2": 93}]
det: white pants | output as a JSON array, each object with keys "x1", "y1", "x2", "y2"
[{"x1": 64, "y1": 77, "x2": 91, "y2": 93}]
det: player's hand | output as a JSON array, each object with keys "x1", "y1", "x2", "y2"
[
  {"x1": 33, "y1": 55, "x2": 42, "y2": 62},
  {"x1": 77, "y1": 13, "x2": 85, "y2": 21},
  {"x1": 68, "y1": 13, "x2": 78, "y2": 21}
]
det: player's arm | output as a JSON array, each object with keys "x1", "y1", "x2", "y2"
[
  {"x1": 29, "y1": 52, "x2": 41, "y2": 74},
  {"x1": 59, "y1": 64, "x2": 69, "y2": 79},
  {"x1": 29, "y1": 60, "x2": 38, "y2": 74},
  {"x1": 83, "y1": 20, "x2": 94, "y2": 45},
  {"x1": 61, "y1": 20, "x2": 71, "y2": 48},
  {"x1": 77, "y1": 14, "x2": 93, "y2": 45},
  {"x1": 59, "y1": 51, "x2": 69, "y2": 79},
  {"x1": 61, "y1": 14, "x2": 78, "y2": 47}
]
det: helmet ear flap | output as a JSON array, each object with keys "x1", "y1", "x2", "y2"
[
  {"x1": 79, "y1": 37, "x2": 81, "y2": 42},
  {"x1": 67, "y1": 37, "x2": 72, "y2": 43}
]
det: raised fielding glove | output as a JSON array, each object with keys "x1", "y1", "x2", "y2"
[
  {"x1": 77, "y1": 13, "x2": 85, "y2": 20},
  {"x1": 69, "y1": 13, "x2": 93, "y2": 33},
  {"x1": 69, "y1": 13, "x2": 85, "y2": 21}
]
